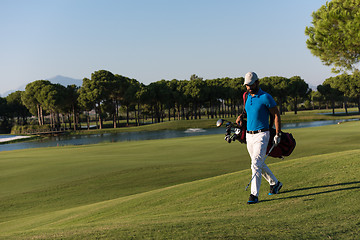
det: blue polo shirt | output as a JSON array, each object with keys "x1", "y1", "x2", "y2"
[{"x1": 245, "y1": 88, "x2": 277, "y2": 131}]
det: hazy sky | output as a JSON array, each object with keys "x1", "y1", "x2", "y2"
[{"x1": 0, "y1": 0, "x2": 333, "y2": 96}]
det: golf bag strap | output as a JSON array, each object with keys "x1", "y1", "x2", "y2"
[
  {"x1": 243, "y1": 92, "x2": 248, "y2": 111},
  {"x1": 241, "y1": 92, "x2": 248, "y2": 118}
]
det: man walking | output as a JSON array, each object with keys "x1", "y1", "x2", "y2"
[{"x1": 236, "y1": 72, "x2": 282, "y2": 204}]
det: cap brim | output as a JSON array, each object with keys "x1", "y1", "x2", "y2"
[{"x1": 244, "y1": 79, "x2": 256, "y2": 85}]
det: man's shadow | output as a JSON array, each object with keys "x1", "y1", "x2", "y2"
[{"x1": 261, "y1": 181, "x2": 360, "y2": 202}]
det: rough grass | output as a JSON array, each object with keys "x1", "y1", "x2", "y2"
[
  {"x1": 1, "y1": 150, "x2": 359, "y2": 239},
  {"x1": 0, "y1": 121, "x2": 359, "y2": 239}
]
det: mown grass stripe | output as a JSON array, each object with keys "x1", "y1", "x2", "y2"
[{"x1": 1, "y1": 149, "x2": 359, "y2": 239}]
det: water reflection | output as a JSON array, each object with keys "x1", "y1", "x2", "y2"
[{"x1": 1, "y1": 119, "x2": 358, "y2": 152}]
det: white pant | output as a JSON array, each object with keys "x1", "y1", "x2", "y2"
[{"x1": 246, "y1": 131, "x2": 277, "y2": 197}]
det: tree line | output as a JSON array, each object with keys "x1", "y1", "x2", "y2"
[
  {"x1": 316, "y1": 71, "x2": 360, "y2": 114},
  {"x1": 304, "y1": 0, "x2": 360, "y2": 114},
  {"x1": 1, "y1": 69, "x2": 360, "y2": 134},
  {"x1": 3, "y1": 0, "x2": 360, "y2": 134}
]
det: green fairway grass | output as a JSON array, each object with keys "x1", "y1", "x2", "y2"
[{"x1": 0, "y1": 121, "x2": 359, "y2": 239}]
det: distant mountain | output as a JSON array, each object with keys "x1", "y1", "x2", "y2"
[
  {"x1": 47, "y1": 75, "x2": 82, "y2": 87},
  {"x1": 2, "y1": 84, "x2": 27, "y2": 97},
  {"x1": 1, "y1": 75, "x2": 82, "y2": 97},
  {"x1": 309, "y1": 84, "x2": 318, "y2": 91}
]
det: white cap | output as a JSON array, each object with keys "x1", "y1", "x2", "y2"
[{"x1": 244, "y1": 72, "x2": 258, "y2": 85}]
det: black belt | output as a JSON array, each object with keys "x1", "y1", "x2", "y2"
[{"x1": 246, "y1": 129, "x2": 269, "y2": 134}]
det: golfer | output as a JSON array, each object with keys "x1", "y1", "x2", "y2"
[{"x1": 236, "y1": 72, "x2": 282, "y2": 204}]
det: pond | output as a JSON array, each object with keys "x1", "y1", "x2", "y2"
[{"x1": 0, "y1": 119, "x2": 358, "y2": 152}]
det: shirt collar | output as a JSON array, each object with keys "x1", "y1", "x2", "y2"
[{"x1": 251, "y1": 88, "x2": 264, "y2": 98}]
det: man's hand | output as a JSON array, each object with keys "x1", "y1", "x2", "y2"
[
  {"x1": 236, "y1": 115, "x2": 243, "y2": 127},
  {"x1": 273, "y1": 133, "x2": 281, "y2": 147}
]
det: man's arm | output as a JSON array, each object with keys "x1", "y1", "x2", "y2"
[
  {"x1": 236, "y1": 111, "x2": 246, "y2": 127},
  {"x1": 269, "y1": 106, "x2": 281, "y2": 135}
]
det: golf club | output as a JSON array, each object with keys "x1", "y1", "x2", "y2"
[
  {"x1": 216, "y1": 118, "x2": 233, "y2": 127},
  {"x1": 245, "y1": 143, "x2": 276, "y2": 191}
]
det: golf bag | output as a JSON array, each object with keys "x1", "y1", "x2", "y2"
[
  {"x1": 222, "y1": 120, "x2": 247, "y2": 144},
  {"x1": 267, "y1": 128, "x2": 296, "y2": 158}
]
